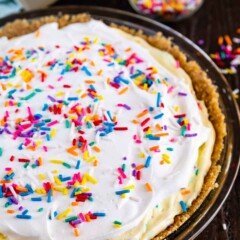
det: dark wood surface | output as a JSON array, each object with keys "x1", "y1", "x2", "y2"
[{"x1": 53, "y1": 1, "x2": 240, "y2": 239}]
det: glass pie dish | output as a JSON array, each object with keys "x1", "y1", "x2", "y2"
[{"x1": 0, "y1": 6, "x2": 239, "y2": 240}]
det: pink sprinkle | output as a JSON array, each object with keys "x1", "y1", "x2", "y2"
[
  {"x1": 167, "y1": 86, "x2": 174, "y2": 93},
  {"x1": 176, "y1": 60, "x2": 180, "y2": 68},
  {"x1": 47, "y1": 120, "x2": 59, "y2": 127},
  {"x1": 43, "y1": 146, "x2": 48, "y2": 152},
  {"x1": 118, "y1": 168, "x2": 127, "y2": 179},
  {"x1": 187, "y1": 123, "x2": 191, "y2": 131},
  {"x1": 48, "y1": 85, "x2": 55, "y2": 89},
  {"x1": 79, "y1": 213, "x2": 85, "y2": 221},
  {"x1": 5, "y1": 168, "x2": 12, "y2": 171},
  {"x1": 57, "y1": 76, "x2": 63, "y2": 81},
  {"x1": 118, "y1": 176, "x2": 123, "y2": 184},
  {"x1": 170, "y1": 138, "x2": 176, "y2": 142},
  {"x1": 133, "y1": 135, "x2": 137, "y2": 140},
  {"x1": 136, "y1": 140, "x2": 142, "y2": 144}
]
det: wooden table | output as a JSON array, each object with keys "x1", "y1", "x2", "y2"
[{"x1": 54, "y1": 1, "x2": 239, "y2": 239}]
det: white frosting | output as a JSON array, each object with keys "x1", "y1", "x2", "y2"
[{"x1": 0, "y1": 20, "x2": 209, "y2": 240}]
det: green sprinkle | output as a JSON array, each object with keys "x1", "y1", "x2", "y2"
[
  {"x1": 77, "y1": 126, "x2": 82, "y2": 130},
  {"x1": 35, "y1": 88, "x2": 42, "y2": 92},
  {"x1": 17, "y1": 102, "x2": 22, "y2": 107},
  {"x1": 113, "y1": 221, "x2": 122, "y2": 225},
  {"x1": 31, "y1": 164, "x2": 37, "y2": 169},
  {"x1": 4, "y1": 202, "x2": 9, "y2": 208},
  {"x1": 44, "y1": 119, "x2": 51, "y2": 123},
  {"x1": 86, "y1": 122, "x2": 92, "y2": 129},
  {"x1": 195, "y1": 169, "x2": 199, "y2": 175},
  {"x1": 0, "y1": 148, "x2": 3, "y2": 157},
  {"x1": 166, "y1": 147, "x2": 174, "y2": 151},
  {"x1": 62, "y1": 162, "x2": 71, "y2": 168},
  {"x1": 65, "y1": 120, "x2": 70, "y2": 128},
  {"x1": 88, "y1": 196, "x2": 94, "y2": 202},
  {"x1": 181, "y1": 126, "x2": 186, "y2": 136},
  {"x1": 24, "y1": 162, "x2": 29, "y2": 168},
  {"x1": 65, "y1": 216, "x2": 78, "y2": 222},
  {"x1": 89, "y1": 142, "x2": 95, "y2": 147},
  {"x1": 122, "y1": 163, "x2": 126, "y2": 172},
  {"x1": 21, "y1": 92, "x2": 36, "y2": 101},
  {"x1": 38, "y1": 208, "x2": 44, "y2": 212}
]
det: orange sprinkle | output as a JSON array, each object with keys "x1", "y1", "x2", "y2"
[
  {"x1": 118, "y1": 87, "x2": 129, "y2": 95},
  {"x1": 145, "y1": 182, "x2": 153, "y2": 192},
  {"x1": 181, "y1": 189, "x2": 191, "y2": 195},
  {"x1": 74, "y1": 228, "x2": 80, "y2": 237},
  {"x1": 155, "y1": 123, "x2": 162, "y2": 131},
  {"x1": 92, "y1": 146, "x2": 101, "y2": 152},
  {"x1": 107, "y1": 78, "x2": 111, "y2": 85},
  {"x1": 1, "y1": 83, "x2": 6, "y2": 91},
  {"x1": 67, "y1": 146, "x2": 79, "y2": 156},
  {"x1": 112, "y1": 116, "x2": 117, "y2": 122},
  {"x1": 136, "y1": 164, "x2": 145, "y2": 171},
  {"x1": 224, "y1": 35, "x2": 232, "y2": 45},
  {"x1": 35, "y1": 30, "x2": 40, "y2": 38},
  {"x1": 93, "y1": 160, "x2": 98, "y2": 167},
  {"x1": 132, "y1": 119, "x2": 139, "y2": 124},
  {"x1": 137, "y1": 109, "x2": 148, "y2": 118},
  {"x1": 97, "y1": 69, "x2": 103, "y2": 76},
  {"x1": 84, "y1": 80, "x2": 96, "y2": 84},
  {"x1": 38, "y1": 157, "x2": 43, "y2": 166},
  {"x1": 16, "y1": 186, "x2": 28, "y2": 192},
  {"x1": 85, "y1": 214, "x2": 91, "y2": 222},
  {"x1": 218, "y1": 36, "x2": 223, "y2": 45},
  {"x1": 26, "y1": 84, "x2": 32, "y2": 90},
  {"x1": 162, "y1": 79, "x2": 169, "y2": 87},
  {"x1": 4, "y1": 102, "x2": 8, "y2": 107},
  {"x1": 0, "y1": 179, "x2": 11, "y2": 183},
  {"x1": 81, "y1": 93, "x2": 88, "y2": 99},
  {"x1": 90, "y1": 61, "x2": 95, "y2": 67},
  {"x1": 71, "y1": 202, "x2": 79, "y2": 206},
  {"x1": 7, "y1": 209, "x2": 15, "y2": 214},
  {"x1": 125, "y1": 47, "x2": 132, "y2": 52},
  {"x1": 149, "y1": 145, "x2": 159, "y2": 151},
  {"x1": 154, "y1": 132, "x2": 169, "y2": 137}
]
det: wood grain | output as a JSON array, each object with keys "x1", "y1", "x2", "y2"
[{"x1": 53, "y1": 0, "x2": 240, "y2": 239}]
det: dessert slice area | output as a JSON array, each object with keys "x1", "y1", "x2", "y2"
[{"x1": 0, "y1": 20, "x2": 210, "y2": 240}]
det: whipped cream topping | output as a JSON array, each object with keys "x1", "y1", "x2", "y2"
[{"x1": 0, "y1": 20, "x2": 209, "y2": 240}]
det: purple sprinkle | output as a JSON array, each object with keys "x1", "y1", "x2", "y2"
[
  {"x1": 130, "y1": 66, "x2": 134, "y2": 75},
  {"x1": 47, "y1": 95, "x2": 56, "y2": 102},
  {"x1": 131, "y1": 163, "x2": 136, "y2": 168},
  {"x1": 132, "y1": 169, "x2": 137, "y2": 177},
  {"x1": 178, "y1": 92, "x2": 187, "y2": 96},
  {"x1": 123, "y1": 104, "x2": 131, "y2": 110},
  {"x1": 123, "y1": 157, "x2": 127, "y2": 160},
  {"x1": 197, "y1": 39, "x2": 205, "y2": 45},
  {"x1": 18, "y1": 206, "x2": 23, "y2": 211},
  {"x1": 185, "y1": 133, "x2": 198, "y2": 137},
  {"x1": 11, "y1": 197, "x2": 18, "y2": 205},
  {"x1": 72, "y1": 219, "x2": 82, "y2": 225}
]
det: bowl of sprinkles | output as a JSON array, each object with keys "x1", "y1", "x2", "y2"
[{"x1": 129, "y1": 0, "x2": 204, "y2": 21}]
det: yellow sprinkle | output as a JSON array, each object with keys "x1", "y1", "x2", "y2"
[
  {"x1": 120, "y1": 194, "x2": 126, "y2": 198},
  {"x1": 50, "y1": 160, "x2": 63, "y2": 164},
  {"x1": 174, "y1": 106, "x2": 179, "y2": 112},
  {"x1": 35, "y1": 140, "x2": 42, "y2": 147},
  {"x1": 63, "y1": 188, "x2": 68, "y2": 195},
  {"x1": 52, "y1": 170, "x2": 59, "y2": 174},
  {"x1": 21, "y1": 69, "x2": 34, "y2": 82},
  {"x1": 56, "y1": 208, "x2": 72, "y2": 220},
  {"x1": 83, "y1": 151, "x2": 89, "y2": 161},
  {"x1": 54, "y1": 187, "x2": 65, "y2": 192},
  {"x1": 87, "y1": 156, "x2": 96, "y2": 163},
  {"x1": 85, "y1": 174, "x2": 97, "y2": 184},
  {"x1": 124, "y1": 185, "x2": 135, "y2": 190},
  {"x1": 56, "y1": 91, "x2": 64, "y2": 96},
  {"x1": 139, "y1": 152, "x2": 145, "y2": 158},
  {"x1": 81, "y1": 188, "x2": 90, "y2": 192},
  {"x1": 38, "y1": 174, "x2": 46, "y2": 180},
  {"x1": 54, "y1": 176, "x2": 62, "y2": 185},
  {"x1": 81, "y1": 175, "x2": 87, "y2": 185},
  {"x1": 50, "y1": 128, "x2": 57, "y2": 138},
  {"x1": 76, "y1": 89, "x2": 82, "y2": 93}
]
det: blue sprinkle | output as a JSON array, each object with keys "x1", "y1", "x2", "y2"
[
  {"x1": 0, "y1": 185, "x2": 3, "y2": 198},
  {"x1": 46, "y1": 134, "x2": 50, "y2": 141},
  {"x1": 4, "y1": 172, "x2": 15, "y2": 180},
  {"x1": 180, "y1": 201, "x2": 187, "y2": 213},
  {"x1": 107, "y1": 62, "x2": 114, "y2": 67},
  {"x1": 81, "y1": 66, "x2": 92, "y2": 76},
  {"x1": 42, "y1": 103, "x2": 48, "y2": 111},
  {"x1": 34, "y1": 122, "x2": 45, "y2": 127},
  {"x1": 47, "y1": 189, "x2": 52, "y2": 203},
  {"x1": 148, "y1": 107, "x2": 154, "y2": 112},
  {"x1": 40, "y1": 127, "x2": 50, "y2": 131},
  {"x1": 16, "y1": 215, "x2": 32, "y2": 219},
  {"x1": 31, "y1": 197, "x2": 42, "y2": 201},
  {"x1": 154, "y1": 113, "x2": 164, "y2": 119},
  {"x1": 93, "y1": 212, "x2": 106, "y2": 217},
  {"x1": 156, "y1": 92, "x2": 161, "y2": 107},
  {"x1": 106, "y1": 110, "x2": 113, "y2": 121},
  {"x1": 68, "y1": 97, "x2": 79, "y2": 101},
  {"x1": 76, "y1": 160, "x2": 81, "y2": 169},
  {"x1": 70, "y1": 188, "x2": 77, "y2": 198},
  {"x1": 148, "y1": 136, "x2": 160, "y2": 141},
  {"x1": 22, "y1": 209, "x2": 29, "y2": 215},
  {"x1": 115, "y1": 190, "x2": 130, "y2": 195},
  {"x1": 144, "y1": 156, "x2": 152, "y2": 168}
]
